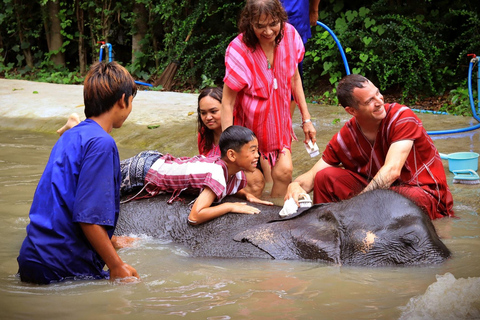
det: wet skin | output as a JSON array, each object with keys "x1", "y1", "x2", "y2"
[{"x1": 116, "y1": 189, "x2": 450, "y2": 266}]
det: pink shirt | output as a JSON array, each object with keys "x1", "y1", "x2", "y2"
[
  {"x1": 144, "y1": 154, "x2": 246, "y2": 203},
  {"x1": 224, "y1": 23, "x2": 304, "y2": 165},
  {"x1": 322, "y1": 103, "x2": 454, "y2": 217},
  {"x1": 197, "y1": 132, "x2": 221, "y2": 158}
]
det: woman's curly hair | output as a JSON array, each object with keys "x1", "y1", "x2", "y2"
[{"x1": 238, "y1": 0, "x2": 288, "y2": 50}]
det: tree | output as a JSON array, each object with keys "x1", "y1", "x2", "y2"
[
  {"x1": 13, "y1": 0, "x2": 34, "y2": 68},
  {"x1": 132, "y1": 1, "x2": 148, "y2": 66},
  {"x1": 43, "y1": 0, "x2": 65, "y2": 67},
  {"x1": 75, "y1": 0, "x2": 87, "y2": 74}
]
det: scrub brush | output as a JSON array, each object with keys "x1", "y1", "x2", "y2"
[{"x1": 452, "y1": 170, "x2": 480, "y2": 185}]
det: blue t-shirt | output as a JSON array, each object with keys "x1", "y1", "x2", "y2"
[
  {"x1": 281, "y1": 0, "x2": 311, "y2": 44},
  {"x1": 17, "y1": 119, "x2": 121, "y2": 281}
]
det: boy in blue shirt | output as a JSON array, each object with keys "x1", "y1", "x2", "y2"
[{"x1": 17, "y1": 61, "x2": 139, "y2": 284}]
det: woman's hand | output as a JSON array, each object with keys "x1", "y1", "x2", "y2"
[{"x1": 302, "y1": 121, "x2": 317, "y2": 144}]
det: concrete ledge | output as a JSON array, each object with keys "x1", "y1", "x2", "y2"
[
  {"x1": 0, "y1": 79, "x2": 202, "y2": 152},
  {"x1": 0, "y1": 79, "x2": 198, "y2": 128}
]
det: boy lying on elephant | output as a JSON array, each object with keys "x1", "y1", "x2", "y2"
[{"x1": 120, "y1": 125, "x2": 273, "y2": 225}]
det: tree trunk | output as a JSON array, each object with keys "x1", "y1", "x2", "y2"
[
  {"x1": 75, "y1": 0, "x2": 87, "y2": 74},
  {"x1": 132, "y1": 2, "x2": 148, "y2": 66},
  {"x1": 14, "y1": 0, "x2": 34, "y2": 68},
  {"x1": 46, "y1": 0, "x2": 65, "y2": 67}
]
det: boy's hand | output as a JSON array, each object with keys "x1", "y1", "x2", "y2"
[
  {"x1": 80, "y1": 223, "x2": 140, "y2": 283},
  {"x1": 244, "y1": 193, "x2": 274, "y2": 206},
  {"x1": 110, "y1": 263, "x2": 140, "y2": 282},
  {"x1": 111, "y1": 235, "x2": 138, "y2": 249},
  {"x1": 232, "y1": 202, "x2": 261, "y2": 215}
]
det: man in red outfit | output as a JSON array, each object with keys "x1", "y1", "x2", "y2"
[{"x1": 286, "y1": 74, "x2": 454, "y2": 219}]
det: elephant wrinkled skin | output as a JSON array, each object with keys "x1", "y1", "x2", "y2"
[{"x1": 115, "y1": 189, "x2": 451, "y2": 266}]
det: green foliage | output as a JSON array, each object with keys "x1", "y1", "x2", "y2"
[
  {"x1": 0, "y1": 0, "x2": 479, "y2": 103},
  {"x1": 308, "y1": 3, "x2": 434, "y2": 99},
  {"x1": 440, "y1": 82, "x2": 478, "y2": 116},
  {"x1": 303, "y1": 0, "x2": 480, "y2": 104}
]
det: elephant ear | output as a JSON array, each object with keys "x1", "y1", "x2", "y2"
[{"x1": 233, "y1": 210, "x2": 341, "y2": 264}]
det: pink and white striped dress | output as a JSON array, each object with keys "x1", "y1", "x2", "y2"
[
  {"x1": 224, "y1": 23, "x2": 305, "y2": 166},
  {"x1": 144, "y1": 154, "x2": 246, "y2": 203}
]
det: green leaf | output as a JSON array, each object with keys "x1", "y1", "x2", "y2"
[
  {"x1": 323, "y1": 61, "x2": 333, "y2": 71},
  {"x1": 365, "y1": 17, "x2": 376, "y2": 29},
  {"x1": 359, "y1": 7, "x2": 370, "y2": 17},
  {"x1": 359, "y1": 53, "x2": 369, "y2": 62},
  {"x1": 362, "y1": 36, "x2": 373, "y2": 46},
  {"x1": 377, "y1": 25, "x2": 386, "y2": 36},
  {"x1": 20, "y1": 41, "x2": 30, "y2": 50},
  {"x1": 345, "y1": 10, "x2": 358, "y2": 22}
]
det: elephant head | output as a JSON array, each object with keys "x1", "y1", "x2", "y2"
[{"x1": 234, "y1": 189, "x2": 450, "y2": 266}]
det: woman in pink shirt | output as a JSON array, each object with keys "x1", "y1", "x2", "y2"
[
  {"x1": 197, "y1": 86, "x2": 265, "y2": 197},
  {"x1": 221, "y1": 0, "x2": 316, "y2": 197}
]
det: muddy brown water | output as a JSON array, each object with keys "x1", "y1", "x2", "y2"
[{"x1": 0, "y1": 103, "x2": 479, "y2": 319}]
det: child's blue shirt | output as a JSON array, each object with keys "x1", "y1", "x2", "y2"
[{"x1": 18, "y1": 119, "x2": 121, "y2": 282}]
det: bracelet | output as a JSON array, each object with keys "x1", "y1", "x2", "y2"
[{"x1": 301, "y1": 119, "x2": 311, "y2": 127}]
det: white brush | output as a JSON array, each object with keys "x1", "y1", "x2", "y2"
[{"x1": 452, "y1": 170, "x2": 480, "y2": 185}]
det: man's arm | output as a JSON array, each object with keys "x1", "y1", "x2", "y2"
[
  {"x1": 80, "y1": 223, "x2": 139, "y2": 281},
  {"x1": 188, "y1": 187, "x2": 261, "y2": 225},
  {"x1": 361, "y1": 139, "x2": 414, "y2": 193},
  {"x1": 309, "y1": 0, "x2": 321, "y2": 26},
  {"x1": 221, "y1": 85, "x2": 237, "y2": 131},
  {"x1": 285, "y1": 157, "x2": 333, "y2": 204}
]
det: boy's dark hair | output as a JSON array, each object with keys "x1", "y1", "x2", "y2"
[
  {"x1": 197, "y1": 86, "x2": 223, "y2": 155},
  {"x1": 83, "y1": 61, "x2": 137, "y2": 118},
  {"x1": 337, "y1": 74, "x2": 370, "y2": 109},
  {"x1": 239, "y1": 0, "x2": 287, "y2": 50},
  {"x1": 219, "y1": 126, "x2": 256, "y2": 158}
]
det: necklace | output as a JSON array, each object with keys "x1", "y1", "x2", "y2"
[
  {"x1": 264, "y1": 47, "x2": 277, "y2": 89},
  {"x1": 266, "y1": 57, "x2": 277, "y2": 89}
]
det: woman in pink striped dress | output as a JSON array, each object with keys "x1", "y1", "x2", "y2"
[
  {"x1": 221, "y1": 0, "x2": 317, "y2": 198},
  {"x1": 197, "y1": 86, "x2": 266, "y2": 197}
]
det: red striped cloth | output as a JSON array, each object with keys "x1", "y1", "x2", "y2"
[
  {"x1": 322, "y1": 103, "x2": 454, "y2": 217},
  {"x1": 197, "y1": 132, "x2": 221, "y2": 158},
  {"x1": 224, "y1": 23, "x2": 304, "y2": 165},
  {"x1": 144, "y1": 154, "x2": 246, "y2": 203}
]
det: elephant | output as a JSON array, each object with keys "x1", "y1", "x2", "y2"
[{"x1": 115, "y1": 189, "x2": 451, "y2": 266}]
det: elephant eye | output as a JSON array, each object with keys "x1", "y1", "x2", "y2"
[{"x1": 401, "y1": 233, "x2": 421, "y2": 248}]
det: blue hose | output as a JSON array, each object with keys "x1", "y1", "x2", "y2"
[
  {"x1": 470, "y1": 57, "x2": 480, "y2": 122},
  {"x1": 316, "y1": 21, "x2": 351, "y2": 76},
  {"x1": 427, "y1": 58, "x2": 480, "y2": 135},
  {"x1": 317, "y1": 21, "x2": 480, "y2": 135},
  {"x1": 99, "y1": 43, "x2": 113, "y2": 62},
  {"x1": 99, "y1": 42, "x2": 153, "y2": 87},
  {"x1": 315, "y1": 20, "x2": 480, "y2": 135},
  {"x1": 134, "y1": 80, "x2": 153, "y2": 87}
]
